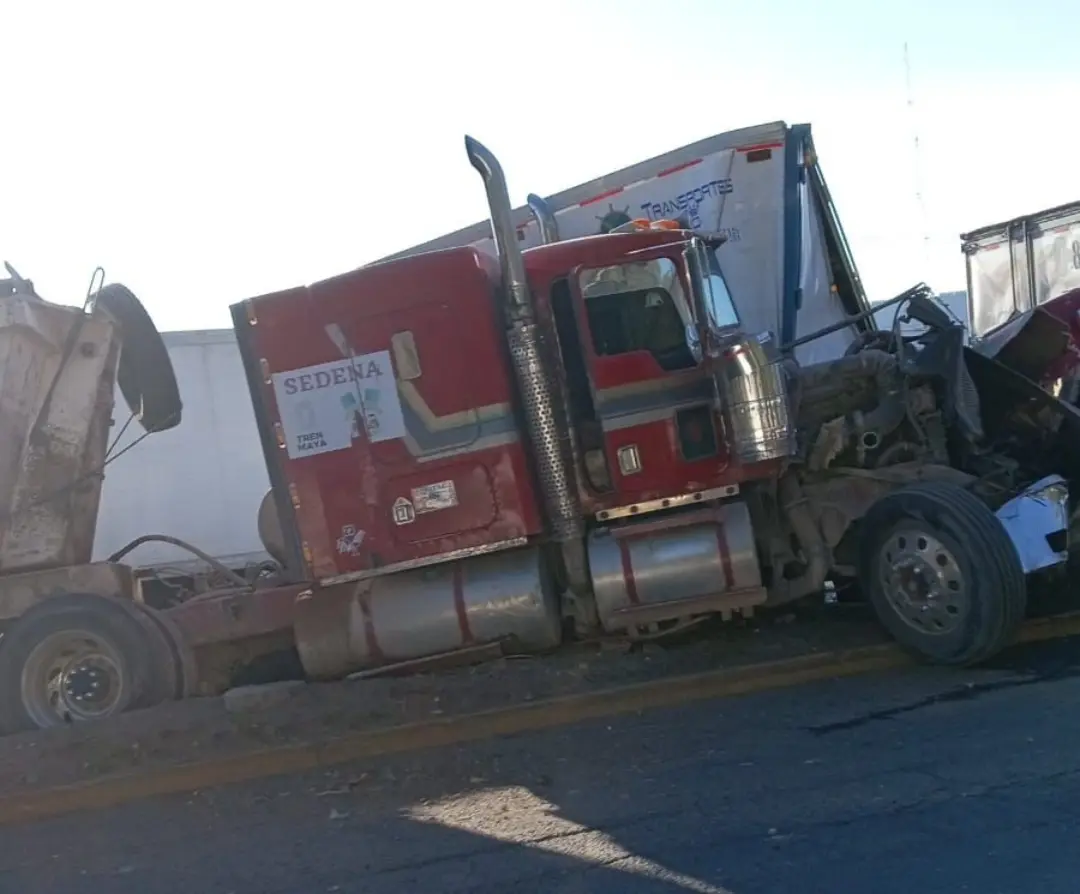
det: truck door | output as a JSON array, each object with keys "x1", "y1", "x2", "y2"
[{"x1": 569, "y1": 248, "x2": 725, "y2": 507}]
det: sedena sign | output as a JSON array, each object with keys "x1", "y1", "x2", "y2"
[{"x1": 271, "y1": 350, "x2": 406, "y2": 459}]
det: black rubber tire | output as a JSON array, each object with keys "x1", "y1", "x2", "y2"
[
  {"x1": 0, "y1": 594, "x2": 169, "y2": 734},
  {"x1": 857, "y1": 482, "x2": 1026, "y2": 666},
  {"x1": 130, "y1": 601, "x2": 198, "y2": 699},
  {"x1": 93, "y1": 283, "x2": 183, "y2": 434},
  {"x1": 112, "y1": 598, "x2": 181, "y2": 704}
]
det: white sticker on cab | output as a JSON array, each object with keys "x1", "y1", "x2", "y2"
[
  {"x1": 271, "y1": 350, "x2": 406, "y2": 460},
  {"x1": 336, "y1": 525, "x2": 365, "y2": 555},
  {"x1": 411, "y1": 480, "x2": 458, "y2": 514},
  {"x1": 392, "y1": 496, "x2": 416, "y2": 526}
]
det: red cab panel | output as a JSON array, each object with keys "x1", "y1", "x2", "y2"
[
  {"x1": 234, "y1": 247, "x2": 542, "y2": 583},
  {"x1": 523, "y1": 232, "x2": 761, "y2": 516}
]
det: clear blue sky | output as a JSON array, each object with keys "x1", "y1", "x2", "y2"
[{"x1": 5, "y1": 0, "x2": 1077, "y2": 331}]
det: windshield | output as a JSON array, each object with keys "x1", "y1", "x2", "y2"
[{"x1": 578, "y1": 258, "x2": 697, "y2": 371}]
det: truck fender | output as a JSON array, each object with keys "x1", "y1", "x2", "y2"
[{"x1": 93, "y1": 284, "x2": 183, "y2": 433}]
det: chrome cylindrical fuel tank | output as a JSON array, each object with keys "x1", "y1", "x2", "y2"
[
  {"x1": 588, "y1": 500, "x2": 765, "y2": 633},
  {"x1": 715, "y1": 332, "x2": 796, "y2": 463},
  {"x1": 293, "y1": 546, "x2": 563, "y2": 679}
]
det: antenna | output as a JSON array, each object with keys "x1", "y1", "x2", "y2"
[{"x1": 904, "y1": 42, "x2": 930, "y2": 266}]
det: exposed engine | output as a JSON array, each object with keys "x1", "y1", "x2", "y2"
[
  {"x1": 787, "y1": 286, "x2": 1013, "y2": 484},
  {"x1": 793, "y1": 348, "x2": 928, "y2": 471}
]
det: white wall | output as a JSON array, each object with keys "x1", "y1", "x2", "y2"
[{"x1": 93, "y1": 329, "x2": 271, "y2": 572}]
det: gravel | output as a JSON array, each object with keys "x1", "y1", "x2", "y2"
[{"x1": 0, "y1": 605, "x2": 887, "y2": 798}]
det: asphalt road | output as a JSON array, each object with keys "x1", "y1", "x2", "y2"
[{"x1": 5, "y1": 638, "x2": 1080, "y2": 894}]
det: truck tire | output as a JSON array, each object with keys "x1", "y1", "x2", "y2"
[
  {"x1": 93, "y1": 283, "x2": 183, "y2": 434},
  {"x1": 857, "y1": 481, "x2": 1026, "y2": 666},
  {"x1": 0, "y1": 593, "x2": 172, "y2": 734},
  {"x1": 129, "y1": 600, "x2": 198, "y2": 699}
]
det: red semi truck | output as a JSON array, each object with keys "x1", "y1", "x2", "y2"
[{"x1": 0, "y1": 131, "x2": 1073, "y2": 733}]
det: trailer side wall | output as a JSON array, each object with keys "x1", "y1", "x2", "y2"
[{"x1": 92, "y1": 329, "x2": 270, "y2": 574}]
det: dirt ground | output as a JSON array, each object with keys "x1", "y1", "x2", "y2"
[{"x1": 0, "y1": 605, "x2": 889, "y2": 799}]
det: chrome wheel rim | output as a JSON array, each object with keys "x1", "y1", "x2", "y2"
[
  {"x1": 877, "y1": 526, "x2": 967, "y2": 636},
  {"x1": 20, "y1": 630, "x2": 128, "y2": 728}
]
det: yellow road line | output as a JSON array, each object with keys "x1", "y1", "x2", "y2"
[
  {"x1": 1016, "y1": 610, "x2": 1080, "y2": 644},
  {"x1": 3, "y1": 612, "x2": 1080, "y2": 827}
]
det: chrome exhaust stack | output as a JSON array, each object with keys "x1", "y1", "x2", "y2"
[
  {"x1": 526, "y1": 193, "x2": 560, "y2": 245},
  {"x1": 465, "y1": 136, "x2": 597, "y2": 631},
  {"x1": 465, "y1": 137, "x2": 532, "y2": 321}
]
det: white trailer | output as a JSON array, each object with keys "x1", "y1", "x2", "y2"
[
  {"x1": 383, "y1": 120, "x2": 873, "y2": 365},
  {"x1": 961, "y1": 200, "x2": 1080, "y2": 340},
  {"x1": 92, "y1": 329, "x2": 270, "y2": 588}
]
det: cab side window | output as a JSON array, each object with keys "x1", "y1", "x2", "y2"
[{"x1": 579, "y1": 258, "x2": 697, "y2": 372}]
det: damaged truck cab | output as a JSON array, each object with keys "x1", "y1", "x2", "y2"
[
  {"x1": 238, "y1": 153, "x2": 794, "y2": 672},
  {"x1": 238, "y1": 138, "x2": 1072, "y2": 679}
]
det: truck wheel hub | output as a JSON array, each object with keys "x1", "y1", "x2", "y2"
[
  {"x1": 63, "y1": 661, "x2": 113, "y2": 705},
  {"x1": 20, "y1": 631, "x2": 127, "y2": 727},
  {"x1": 879, "y1": 529, "x2": 965, "y2": 635}
]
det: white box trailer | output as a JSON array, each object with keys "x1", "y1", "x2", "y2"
[
  {"x1": 383, "y1": 120, "x2": 873, "y2": 365},
  {"x1": 962, "y1": 200, "x2": 1080, "y2": 340},
  {"x1": 92, "y1": 329, "x2": 270, "y2": 582}
]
